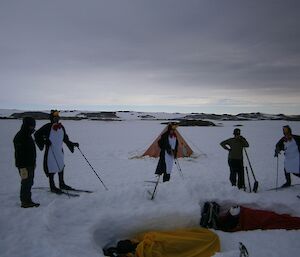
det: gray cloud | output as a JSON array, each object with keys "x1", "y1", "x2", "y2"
[{"x1": 1, "y1": 0, "x2": 300, "y2": 113}]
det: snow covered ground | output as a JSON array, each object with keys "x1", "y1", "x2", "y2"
[{"x1": 1, "y1": 118, "x2": 300, "y2": 257}]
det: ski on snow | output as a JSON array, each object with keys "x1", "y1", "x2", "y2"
[
  {"x1": 32, "y1": 186, "x2": 93, "y2": 197},
  {"x1": 266, "y1": 183, "x2": 300, "y2": 191},
  {"x1": 55, "y1": 190, "x2": 80, "y2": 197}
]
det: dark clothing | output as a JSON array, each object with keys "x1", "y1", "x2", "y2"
[
  {"x1": 19, "y1": 166, "x2": 35, "y2": 204},
  {"x1": 34, "y1": 123, "x2": 74, "y2": 176},
  {"x1": 13, "y1": 126, "x2": 36, "y2": 168},
  {"x1": 220, "y1": 136, "x2": 249, "y2": 160},
  {"x1": 228, "y1": 159, "x2": 245, "y2": 189},
  {"x1": 13, "y1": 120, "x2": 37, "y2": 205},
  {"x1": 155, "y1": 131, "x2": 178, "y2": 182},
  {"x1": 220, "y1": 136, "x2": 249, "y2": 189}
]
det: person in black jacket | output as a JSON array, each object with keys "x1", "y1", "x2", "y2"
[
  {"x1": 155, "y1": 124, "x2": 178, "y2": 182},
  {"x1": 275, "y1": 125, "x2": 300, "y2": 187},
  {"x1": 34, "y1": 110, "x2": 79, "y2": 194},
  {"x1": 13, "y1": 117, "x2": 40, "y2": 208}
]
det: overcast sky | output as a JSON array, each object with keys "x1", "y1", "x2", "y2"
[{"x1": 1, "y1": 0, "x2": 300, "y2": 114}]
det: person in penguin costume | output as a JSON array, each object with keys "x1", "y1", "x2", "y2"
[
  {"x1": 34, "y1": 110, "x2": 79, "y2": 194},
  {"x1": 155, "y1": 123, "x2": 179, "y2": 182}
]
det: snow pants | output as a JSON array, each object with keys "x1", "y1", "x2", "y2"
[
  {"x1": 19, "y1": 166, "x2": 34, "y2": 204},
  {"x1": 228, "y1": 159, "x2": 245, "y2": 189}
]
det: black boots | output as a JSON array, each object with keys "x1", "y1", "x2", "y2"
[
  {"x1": 58, "y1": 170, "x2": 73, "y2": 190},
  {"x1": 281, "y1": 172, "x2": 291, "y2": 188},
  {"x1": 49, "y1": 171, "x2": 73, "y2": 193},
  {"x1": 21, "y1": 201, "x2": 40, "y2": 208}
]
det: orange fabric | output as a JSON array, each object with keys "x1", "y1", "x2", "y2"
[{"x1": 142, "y1": 127, "x2": 193, "y2": 158}]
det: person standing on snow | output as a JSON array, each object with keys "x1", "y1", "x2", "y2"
[
  {"x1": 275, "y1": 125, "x2": 300, "y2": 188},
  {"x1": 220, "y1": 128, "x2": 249, "y2": 189},
  {"x1": 155, "y1": 124, "x2": 178, "y2": 182},
  {"x1": 34, "y1": 110, "x2": 79, "y2": 194},
  {"x1": 13, "y1": 117, "x2": 40, "y2": 208}
]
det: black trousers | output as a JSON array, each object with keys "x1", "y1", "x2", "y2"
[
  {"x1": 48, "y1": 169, "x2": 66, "y2": 189},
  {"x1": 284, "y1": 169, "x2": 300, "y2": 185},
  {"x1": 19, "y1": 166, "x2": 34, "y2": 203},
  {"x1": 228, "y1": 159, "x2": 245, "y2": 189}
]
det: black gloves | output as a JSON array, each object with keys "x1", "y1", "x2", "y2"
[
  {"x1": 73, "y1": 142, "x2": 79, "y2": 148},
  {"x1": 274, "y1": 149, "x2": 280, "y2": 157},
  {"x1": 70, "y1": 142, "x2": 79, "y2": 153}
]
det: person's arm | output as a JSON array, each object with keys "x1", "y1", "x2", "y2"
[
  {"x1": 239, "y1": 136, "x2": 249, "y2": 148},
  {"x1": 220, "y1": 139, "x2": 231, "y2": 151},
  {"x1": 274, "y1": 137, "x2": 285, "y2": 157},
  {"x1": 34, "y1": 124, "x2": 50, "y2": 150},
  {"x1": 13, "y1": 134, "x2": 26, "y2": 168},
  {"x1": 62, "y1": 126, "x2": 79, "y2": 153}
]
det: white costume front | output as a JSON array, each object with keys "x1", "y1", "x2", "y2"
[
  {"x1": 165, "y1": 136, "x2": 177, "y2": 174},
  {"x1": 284, "y1": 139, "x2": 300, "y2": 174},
  {"x1": 47, "y1": 126, "x2": 65, "y2": 173}
]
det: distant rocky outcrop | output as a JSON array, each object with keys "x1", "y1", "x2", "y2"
[
  {"x1": 2, "y1": 110, "x2": 300, "y2": 122},
  {"x1": 138, "y1": 114, "x2": 156, "y2": 119},
  {"x1": 10, "y1": 111, "x2": 49, "y2": 119},
  {"x1": 79, "y1": 112, "x2": 120, "y2": 120},
  {"x1": 162, "y1": 120, "x2": 216, "y2": 127}
]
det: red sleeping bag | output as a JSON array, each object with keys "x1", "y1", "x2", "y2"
[{"x1": 233, "y1": 206, "x2": 300, "y2": 231}]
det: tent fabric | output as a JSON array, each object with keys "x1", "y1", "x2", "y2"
[
  {"x1": 142, "y1": 126, "x2": 193, "y2": 158},
  {"x1": 219, "y1": 206, "x2": 300, "y2": 231},
  {"x1": 134, "y1": 228, "x2": 220, "y2": 257}
]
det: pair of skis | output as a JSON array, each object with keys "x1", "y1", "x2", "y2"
[{"x1": 33, "y1": 186, "x2": 93, "y2": 198}]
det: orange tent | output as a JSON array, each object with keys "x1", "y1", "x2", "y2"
[{"x1": 142, "y1": 125, "x2": 193, "y2": 158}]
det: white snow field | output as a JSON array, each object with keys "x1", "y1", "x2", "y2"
[{"x1": 1, "y1": 118, "x2": 300, "y2": 257}]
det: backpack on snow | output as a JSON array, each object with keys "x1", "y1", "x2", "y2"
[{"x1": 200, "y1": 201, "x2": 220, "y2": 229}]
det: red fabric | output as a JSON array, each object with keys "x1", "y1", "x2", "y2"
[
  {"x1": 52, "y1": 123, "x2": 62, "y2": 131},
  {"x1": 234, "y1": 206, "x2": 300, "y2": 231}
]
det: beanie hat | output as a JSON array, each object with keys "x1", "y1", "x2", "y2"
[
  {"x1": 233, "y1": 128, "x2": 241, "y2": 136},
  {"x1": 22, "y1": 116, "x2": 36, "y2": 128}
]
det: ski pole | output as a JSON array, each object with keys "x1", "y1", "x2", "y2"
[
  {"x1": 76, "y1": 147, "x2": 109, "y2": 191},
  {"x1": 174, "y1": 158, "x2": 184, "y2": 179},
  {"x1": 244, "y1": 149, "x2": 258, "y2": 192},
  {"x1": 245, "y1": 166, "x2": 251, "y2": 193},
  {"x1": 276, "y1": 156, "x2": 279, "y2": 191},
  {"x1": 151, "y1": 175, "x2": 161, "y2": 200}
]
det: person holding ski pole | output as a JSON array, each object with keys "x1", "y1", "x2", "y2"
[
  {"x1": 34, "y1": 110, "x2": 79, "y2": 194},
  {"x1": 274, "y1": 125, "x2": 300, "y2": 188},
  {"x1": 155, "y1": 124, "x2": 178, "y2": 182},
  {"x1": 220, "y1": 128, "x2": 249, "y2": 189},
  {"x1": 13, "y1": 117, "x2": 40, "y2": 208}
]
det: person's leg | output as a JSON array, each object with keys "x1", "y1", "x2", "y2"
[
  {"x1": 228, "y1": 159, "x2": 237, "y2": 186},
  {"x1": 49, "y1": 173, "x2": 62, "y2": 193},
  {"x1": 59, "y1": 169, "x2": 73, "y2": 190},
  {"x1": 20, "y1": 168, "x2": 31, "y2": 204},
  {"x1": 237, "y1": 160, "x2": 245, "y2": 190},
  {"x1": 282, "y1": 170, "x2": 291, "y2": 187},
  {"x1": 20, "y1": 167, "x2": 39, "y2": 207}
]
